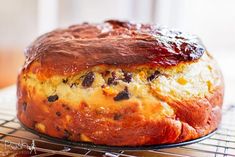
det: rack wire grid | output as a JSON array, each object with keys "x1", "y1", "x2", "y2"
[{"x1": 0, "y1": 86, "x2": 235, "y2": 157}]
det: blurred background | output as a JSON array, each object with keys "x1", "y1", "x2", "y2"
[{"x1": 0, "y1": 0, "x2": 234, "y2": 104}]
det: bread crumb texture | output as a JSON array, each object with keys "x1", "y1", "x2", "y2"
[{"x1": 21, "y1": 53, "x2": 221, "y2": 120}]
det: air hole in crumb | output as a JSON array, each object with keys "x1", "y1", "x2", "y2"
[
  {"x1": 22, "y1": 102, "x2": 27, "y2": 111},
  {"x1": 56, "y1": 111, "x2": 61, "y2": 117},
  {"x1": 62, "y1": 104, "x2": 70, "y2": 111},
  {"x1": 113, "y1": 113, "x2": 122, "y2": 120}
]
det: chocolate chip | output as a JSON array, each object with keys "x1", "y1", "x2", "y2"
[
  {"x1": 147, "y1": 70, "x2": 160, "y2": 82},
  {"x1": 107, "y1": 78, "x2": 114, "y2": 85},
  {"x1": 56, "y1": 111, "x2": 61, "y2": 117},
  {"x1": 107, "y1": 77, "x2": 118, "y2": 85},
  {"x1": 114, "y1": 90, "x2": 130, "y2": 101},
  {"x1": 82, "y1": 72, "x2": 95, "y2": 88},
  {"x1": 62, "y1": 78, "x2": 68, "y2": 83},
  {"x1": 111, "y1": 71, "x2": 116, "y2": 78},
  {"x1": 22, "y1": 102, "x2": 27, "y2": 111},
  {"x1": 47, "y1": 95, "x2": 59, "y2": 102},
  {"x1": 123, "y1": 71, "x2": 132, "y2": 83},
  {"x1": 106, "y1": 71, "x2": 118, "y2": 86},
  {"x1": 113, "y1": 113, "x2": 122, "y2": 120}
]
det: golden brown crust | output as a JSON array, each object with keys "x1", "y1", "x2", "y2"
[
  {"x1": 23, "y1": 20, "x2": 205, "y2": 76},
  {"x1": 17, "y1": 20, "x2": 223, "y2": 146},
  {"x1": 17, "y1": 71, "x2": 223, "y2": 146}
]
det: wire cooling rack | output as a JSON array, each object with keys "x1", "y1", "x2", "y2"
[{"x1": 0, "y1": 86, "x2": 235, "y2": 157}]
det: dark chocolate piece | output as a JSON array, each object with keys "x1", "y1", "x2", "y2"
[
  {"x1": 114, "y1": 90, "x2": 130, "y2": 101},
  {"x1": 62, "y1": 78, "x2": 68, "y2": 83},
  {"x1": 107, "y1": 77, "x2": 118, "y2": 85},
  {"x1": 47, "y1": 95, "x2": 59, "y2": 102},
  {"x1": 82, "y1": 72, "x2": 95, "y2": 88},
  {"x1": 123, "y1": 71, "x2": 132, "y2": 83},
  {"x1": 147, "y1": 70, "x2": 160, "y2": 82}
]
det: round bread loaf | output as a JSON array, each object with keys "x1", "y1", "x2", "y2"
[{"x1": 17, "y1": 20, "x2": 224, "y2": 146}]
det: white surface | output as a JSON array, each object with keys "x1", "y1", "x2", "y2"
[
  {"x1": 37, "y1": 0, "x2": 59, "y2": 35},
  {"x1": 1, "y1": 0, "x2": 235, "y2": 53},
  {"x1": 0, "y1": 85, "x2": 16, "y2": 109},
  {"x1": 214, "y1": 52, "x2": 235, "y2": 105}
]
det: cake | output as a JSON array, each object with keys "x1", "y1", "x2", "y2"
[{"x1": 17, "y1": 20, "x2": 224, "y2": 146}]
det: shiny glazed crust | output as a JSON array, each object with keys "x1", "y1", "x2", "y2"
[
  {"x1": 17, "y1": 20, "x2": 224, "y2": 146},
  {"x1": 23, "y1": 20, "x2": 205, "y2": 76}
]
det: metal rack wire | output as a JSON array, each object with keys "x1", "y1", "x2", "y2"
[{"x1": 0, "y1": 88, "x2": 235, "y2": 156}]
